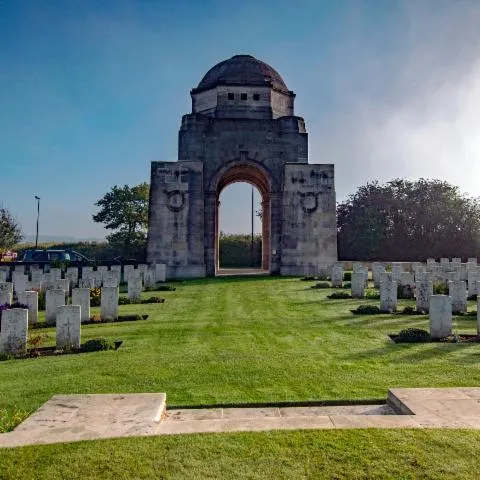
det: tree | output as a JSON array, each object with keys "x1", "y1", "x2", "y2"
[
  {"x1": 337, "y1": 179, "x2": 480, "y2": 261},
  {"x1": 92, "y1": 183, "x2": 149, "y2": 259},
  {"x1": 0, "y1": 206, "x2": 23, "y2": 251}
]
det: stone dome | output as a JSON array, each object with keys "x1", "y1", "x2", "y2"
[{"x1": 195, "y1": 54, "x2": 289, "y2": 93}]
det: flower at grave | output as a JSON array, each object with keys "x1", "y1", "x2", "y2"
[{"x1": 90, "y1": 288, "x2": 101, "y2": 307}]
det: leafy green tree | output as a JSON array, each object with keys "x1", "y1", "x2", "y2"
[
  {"x1": 337, "y1": 179, "x2": 480, "y2": 261},
  {"x1": 92, "y1": 183, "x2": 149, "y2": 259},
  {"x1": 0, "y1": 206, "x2": 23, "y2": 251}
]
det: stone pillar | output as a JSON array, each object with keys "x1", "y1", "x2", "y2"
[
  {"x1": 72, "y1": 288, "x2": 91, "y2": 323},
  {"x1": 17, "y1": 290, "x2": 38, "y2": 325},
  {"x1": 45, "y1": 289, "x2": 65, "y2": 325},
  {"x1": 0, "y1": 308, "x2": 28, "y2": 355},
  {"x1": 101, "y1": 286, "x2": 119, "y2": 321},
  {"x1": 155, "y1": 263, "x2": 166, "y2": 282},
  {"x1": 56, "y1": 305, "x2": 81, "y2": 350},
  {"x1": 331, "y1": 265, "x2": 343, "y2": 288},
  {"x1": 380, "y1": 280, "x2": 397, "y2": 312},
  {"x1": 415, "y1": 280, "x2": 433, "y2": 313},
  {"x1": 429, "y1": 295, "x2": 452, "y2": 339},
  {"x1": 128, "y1": 276, "x2": 143, "y2": 301},
  {"x1": 448, "y1": 280, "x2": 467, "y2": 314},
  {"x1": 351, "y1": 272, "x2": 365, "y2": 298}
]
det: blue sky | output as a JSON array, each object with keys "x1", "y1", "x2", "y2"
[{"x1": 1, "y1": 0, "x2": 480, "y2": 239}]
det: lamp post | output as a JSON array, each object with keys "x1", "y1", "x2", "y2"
[{"x1": 34, "y1": 196, "x2": 40, "y2": 248}]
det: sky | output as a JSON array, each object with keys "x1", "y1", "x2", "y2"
[{"x1": 1, "y1": 0, "x2": 480, "y2": 239}]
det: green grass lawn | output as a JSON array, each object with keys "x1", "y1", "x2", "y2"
[{"x1": 1, "y1": 276, "x2": 480, "y2": 478}]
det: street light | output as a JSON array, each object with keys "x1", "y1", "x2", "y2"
[{"x1": 34, "y1": 196, "x2": 40, "y2": 248}]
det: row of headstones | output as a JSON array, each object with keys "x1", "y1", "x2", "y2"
[
  {"x1": 0, "y1": 263, "x2": 167, "y2": 292},
  {"x1": 372, "y1": 279, "x2": 474, "y2": 314},
  {"x1": 0, "y1": 286, "x2": 122, "y2": 326},
  {"x1": 0, "y1": 265, "x2": 164, "y2": 301},
  {"x1": 330, "y1": 263, "x2": 480, "y2": 298},
  {"x1": 1, "y1": 303, "x2": 90, "y2": 356},
  {"x1": 0, "y1": 275, "x2": 148, "y2": 326}
]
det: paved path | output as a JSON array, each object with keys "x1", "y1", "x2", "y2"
[{"x1": 1, "y1": 388, "x2": 480, "y2": 448}]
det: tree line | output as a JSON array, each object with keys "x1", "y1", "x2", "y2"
[{"x1": 3, "y1": 178, "x2": 480, "y2": 262}]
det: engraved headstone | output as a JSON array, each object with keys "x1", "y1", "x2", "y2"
[
  {"x1": 415, "y1": 280, "x2": 433, "y2": 313},
  {"x1": 351, "y1": 272, "x2": 365, "y2": 299},
  {"x1": 56, "y1": 305, "x2": 81, "y2": 350},
  {"x1": 45, "y1": 289, "x2": 65, "y2": 325},
  {"x1": 448, "y1": 280, "x2": 467, "y2": 314},
  {"x1": 17, "y1": 290, "x2": 38, "y2": 325},
  {"x1": 128, "y1": 276, "x2": 143, "y2": 301},
  {"x1": 101, "y1": 286, "x2": 119, "y2": 321},
  {"x1": 72, "y1": 288, "x2": 90, "y2": 323},
  {"x1": 0, "y1": 308, "x2": 28, "y2": 355},
  {"x1": 380, "y1": 280, "x2": 397, "y2": 312},
  {"x1": 429, "y1": 295, "x2": 452, "y2": 339}
]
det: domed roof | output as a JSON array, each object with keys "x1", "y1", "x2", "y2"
[{"x1": 195, "y1": 54, "x2": 289, "y2": 93}]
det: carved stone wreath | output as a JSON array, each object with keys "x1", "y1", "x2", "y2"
[
  {"x1": 298, "y1": 192, "x2": 319, "y2": 214},
  {"x1": 165, "y1": 190, "x2": 187, "y2": 212}
]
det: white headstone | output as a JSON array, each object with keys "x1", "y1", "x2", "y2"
[
  {"x1": 0, "y1": 271, "x2": 7, "y2": 283},
  {"x1": 351, "y1": 272, "x2": 365, "y2": 299},
  {"x1": 331, "y1": 265, "x2": 343, "y2": 288},
  {"x1": 155, "y1": 263, "x2": 166, "y2": 282},
  {"x1": 400, "y1": 272, "x2": 415, "y2": 287},
  {"x1": 0, "y1": 290, "x2": 12, "y2": 305},
  {"x1": 110, "y1": 265, "x2": 121, "y2": 283},
  {"x1": 56, "y1": 305, "x2": 81, "y2": 350},
  {"x1": 123, "y1": 265, "x2": 134, "y2": 282},
  {"x1": 128, "y1": 276, "x2": 143, "y2": 301},
  {"x1": 17, "y1": 290, "x2": 38, "y2": 325},
  {"x1": 65, "y1": 267, "x2": 79, "y2": 287},
  {"x1": 448, "y1": 280, "x2": 467, "y2": 314},
  {"x1": 12, "y1": 272, "x2": 28, "y2": 294},
  {"x1": 415, "y1": 280, "x2": 433, "y2": 313},
  {"x1": 102, "y1": 271, "x2": 119, "y2": 288},
  {"x1": 429, "y1": 295, "x2": 452, "y2": 339},
  {"x1": 72, "y1": 288, "x2": 90, "y2": 323},
  {"x1": 101, "y1": 286, "x2": 119, "y2": 321},
  {"x1": 0, "y1": 308, "x2": 28, "y2": 355},
  {"x1": 45, "y1": 289, "x2": 65, "y2": 325},
  {"x1": 50, "y1": 268, "x2": 62, "y2": 280},
  {"x1": 78, "y1": 278, "x2": 94, "y2": 289},
  {"x1": 143, "y1": 269, "x2": 156, "y2": 288},
  {"x1": 380, "y1": 280, "x2": 397, "y2": 312}
]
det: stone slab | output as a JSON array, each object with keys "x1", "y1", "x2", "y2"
[{"x1": 0, "y1": 393, "x2": 166, "y2": 448}]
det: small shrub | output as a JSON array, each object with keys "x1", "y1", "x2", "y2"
[
  {"x1": 118, "y1": 297, "x2": 132, "y2": 305},
  {"x1": 365, "y1": 289, "x2": 380, "y2": 300},
  {"x1": 343, "y1": 272, "x2": 352, "y2": 281},
  {"x1": 468, "y1": 294, "x2": 477, "y2": 301},
  {"x1": 145, "y1": 284, "x2": 176, "y2": 292},
  {"x1": 82, "y1": 338, "x2": 114, "y2": 352},
  {"x1": 316, "y1": 273, "x2": 329, "y2": 281},
  {"x1": 351, "y1": 305, "x2": 381, "y2": 315},
  {"x1": 327, "y1": 292, "x2": 351, "y2": 299},
  {"x1": 90, "y1": 288, "x2": 101, "y2": 307},
  {"x1": 141, "y1": 296, "x2": 165, "y2": 304},
  {"x1": 396, "y1": 328, "x2": 430, "y2": 343},
  {"x1": 343, "y1": 282, "x2": 352, "y2": 289},
  {"x1": 27, "y1": 333, "x2": 49, "y2": 350},
  {"x1": 433, "y1": 281, "x2": 448, "y2": 295},
  {"x1": 401, "y1": 305, "x2": 415, "y2": 315},
  {"x1": 311, "y1": 282, "x2": 330, "y2": 289},
  {"x1": 300, "y1": 276, "x2": 316, "y2": 281}
]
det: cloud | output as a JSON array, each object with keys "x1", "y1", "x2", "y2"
[{"x1": 309, "y1": 0, "x2": 480, "y2": 200}]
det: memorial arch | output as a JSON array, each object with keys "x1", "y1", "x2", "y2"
[{"x1": 147, "y1": 54, "x2": 337, "y2": 279}]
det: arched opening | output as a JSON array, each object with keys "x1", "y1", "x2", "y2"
[
  {"x1": 214, "y1": 163, "x2": 271, "y2": 275},
  {"x1": 218, "y1": 183, "x2": 262, "y2": 269}
]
